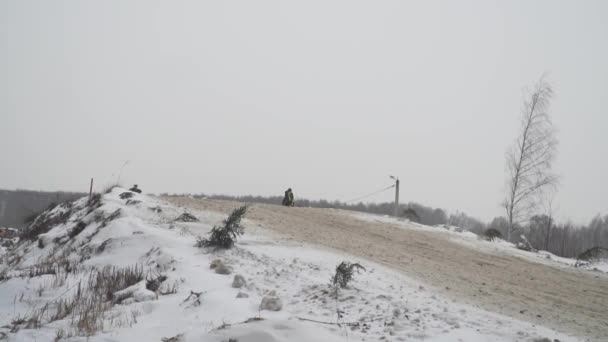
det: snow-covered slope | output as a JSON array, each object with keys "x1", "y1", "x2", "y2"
[
  {"x1": 353, "y1": 212, "x2": 608, "y2": 275},
  {"x1": 0, "y1": 189, "x2": 581, "y2": 341}
]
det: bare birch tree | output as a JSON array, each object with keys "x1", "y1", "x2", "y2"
[{"x1": 504, "y1": 77, "x2": 558, "y2": 241}]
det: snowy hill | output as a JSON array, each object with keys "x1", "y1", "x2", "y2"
[
  {"x1": 0, "y1": 189, "x2": 590, "y2": 341},
  {"x1": 353, "y1": 213, "x2": 608, "y2": 274}
]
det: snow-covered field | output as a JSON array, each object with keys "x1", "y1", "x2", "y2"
[
  {"x1": 353, "y1": 212, "x2": 608, "y2": 275},
  {"x1": 0, "y1": 190, "x2": 583, "y2": 341}
]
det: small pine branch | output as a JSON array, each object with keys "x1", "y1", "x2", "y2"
[
  {"x1": 332, "y1": 261, "x2": 365, "y2": 289},
  {"x1": 197, "y1": 206, "x2": 249, "y2": 249}
]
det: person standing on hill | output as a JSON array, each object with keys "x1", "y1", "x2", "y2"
[{"x1": 282, "y1": 188, "x2": 295, "y2": 207}]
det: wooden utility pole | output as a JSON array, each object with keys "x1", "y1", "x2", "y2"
[
  {"x1": 390, "y1": 175, "x2": 400, "y2": 217},
  {"x1": 89, "y1": 178, "x2": 94, "y2": 200},
  {"x1": 394, "y1": 178, "x2": 400, "y2": 217}
]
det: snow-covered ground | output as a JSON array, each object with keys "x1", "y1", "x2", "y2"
[
  {"x1": 353, "y1": 212, "x2": 608, "y2": 275},
  {"x1": 0, "y1": 190, "x2": 582, "y2": 341}
]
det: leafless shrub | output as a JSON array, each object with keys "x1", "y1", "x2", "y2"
[
  {"x1": 332, "y1": 261, "x2": 365, "y2": 289},
  {"x1": 54, "y1": 328, "x2": 74, "y2": 341},
  {"x1": 68, "y1": 221, "x2": 87, "y2": 239},
  {"x1": 102, "y1": 183, "x2": 122, "y2": 194},
  {"x1": 21, "y1": 203, "x2": 73, "y2": 241},
  {"x1": 51, "y1": 270, "x2": 69, "y2": 288},
  {"x1": 10, "y1": 307, "x2": 44, "y2": 332},
  {"x1": 88, "y1": 265, "x2": 144, "y2": 302},
  {"x1": 181, "y1": 290, "x2": 203, "y2": 307},
  {"x1": 86, "y1": 209, "x2": 122, "y2": 241},
  {"x1": 96, "y1": 239, "x2": 112, "y2": 254},
  {"x1": 516, "y1": 235, "x2": 536, "y2": 252},
  {"x1": 483, "y1": 228, "x2": 502, "y2": 241},
  {"x1": 86, "y1": 193, "x2": 103, "y2": 214},
  {"x1": 577, "y1": 247, "x2": 608, "y2": 262},
  {"x1": 93, "y1": 211, "x2": 105, "y2": 223},
  {"x1": 174, "y1": 213, "x2": 199, "y2": 223},
  {"x1": 27, "y1": 263, "x2": 57, "y2": 278},
  {"x1": 403, "y1": 207, "x2": 421, "y2": 223},
  {"x1": 23, "y1": 250, "x2": 78, "y2": 280},
  {"x1": 50, "y1": 286, "x2": 81, "y2": 322},
  {"x1": 159, "y1": 281, "x2": 179, "y2": 295},
  {"x1": 119, "y1": 192, "x2": 134, "y2": 200},
  {"x1": 100, "y1": 209, "x2": 121, "y2": 229},
  {"x1": 0, "y1": 269, "x2": 9, "y2": 282},
  {"x1": 161, "y1": 334, "x2": 184, "y2": 342},
  {"x1": 36, "y1": 265, "x2": 145, "y2": 337},
  {"x1": 74, "y1": 296, "x2": 109, "y2": 336}
]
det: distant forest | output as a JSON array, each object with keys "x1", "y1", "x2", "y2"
[
  {"x1": 0, "y1": 189, "x2": 84, "y2": 229},
  {"x1": 163, "y1": 192, "x2": 608, "y2": 259}
]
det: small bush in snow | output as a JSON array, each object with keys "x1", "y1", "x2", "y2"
[
  {"x1": 159, "y1": 281, "x2": 179, "y2": 295},
  {"x1": 332, "y1": 261, "x2": 365, "y2": 289},
  {"x1": 516, "y1": 235, "x2": 536, "y2": 252},
  {"x1": 119, "y1": 192, "x2": 134, "y2": 200},
  {"x1": 174, "y1": 213, "x2": 199, "y2": 223},
  {"x1": 102, "y1": 183, "x2": 121, "y2": 194},
  {"x1": 483, "y1": 228, "x2": 502, "y2": 241},
  {"x1": 89, "y1": 265, "x2": 144, "y2": 301},
  {"x1": 161, "y1": 334, "x2": 185, "y2": 342},
  {"x1": 68, "y1": 221, "x2": 87, "y2": 239},
  {"x1": 86, "y1": 193, "x2": 103, "y2": 214},
  {"x1": 10, "y1": 312, "x2": 41, "y2": 331},
  {"x1": 93, "y1": 211, "x2": 106, "y2": 223},
  {"x1": 98, "y1": 209, "x2": 121, "y2": 230},
  {"x1": 403, "y1": 207, "x2": 421, "y2": 222},
  {"x1": 577, "y1": 246, "x2": 608, "y2": 261},
  {"x1": 96, "y1": 238, "x2": 112, "y2": 254},
  {"x1": 181, "y1": 290, "x2": 203, "y2": 307},
  {"x1": 28, "y1": 263, "x2": 57, "y2": 278},
  {"x1": 22, "y1": 208, "x2": 48, "y2": 226},
  {"x1": 21, "y1": 202, "x2": 73, "y2": 241},
  {"x1": 196, "y1": 206, "x2": 248, "y2": 249},
  {"x1": 33, "y1": 264, "x2": 147, "y2": 336},
  {"x1": 50, "y1": 283, "x2": 82, "y2": 322},
  {"x1": 0, "y1": 269, "x2": 9, "y2": 282}
]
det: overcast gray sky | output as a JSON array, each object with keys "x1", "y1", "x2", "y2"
[{"x1": 1, "y1": 1, "x2": 606, "y2": 223}]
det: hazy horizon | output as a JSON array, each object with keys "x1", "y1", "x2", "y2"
[{"x1": 1, "y1": 1, "x2": 607, "y2": 224}]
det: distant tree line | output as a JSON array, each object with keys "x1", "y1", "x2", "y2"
[{"x1": 0, "y1": 189, "x2": 84, "y2": 228}]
